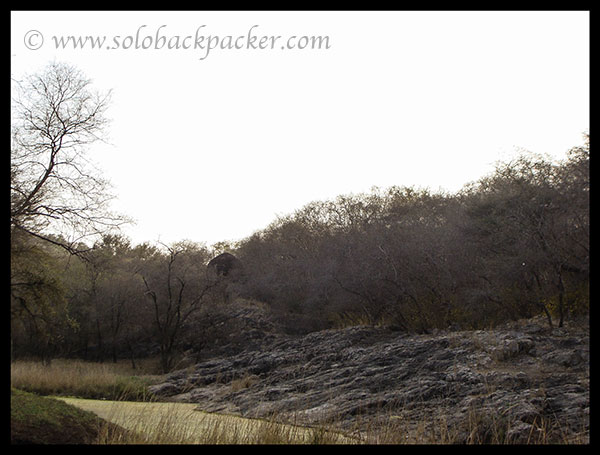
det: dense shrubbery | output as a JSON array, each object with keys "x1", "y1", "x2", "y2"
[
  {"x1": 11, "y1": 138, "x2": 589, "y2": 370},
  {"x1": 236, "y1": 140, "x2": 589, "y2": 334}
]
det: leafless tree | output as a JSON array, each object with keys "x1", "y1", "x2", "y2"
[
  {"x1": 138, "y1": 241, "x2": 216, "y2": 372},
  {"x1": 11, "y1": 62, "x2": 128, "y2": 254}
]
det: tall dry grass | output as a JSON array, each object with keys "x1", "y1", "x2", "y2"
[
  {"x1": 10, "y1": 359, "x2": 163, "y2": 400},
  {"x1": 58, "y1": 397, "x2": 356, "y2": 444}
]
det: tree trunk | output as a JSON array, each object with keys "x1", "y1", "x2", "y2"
[
  {"x1": 96, "y1": 318, "x2": 104, "y2": 362},
  {"x1": 540, "y1": 303, "x2": 553, "y2": 328},
  {"x1": 557, "y1": 267, "x2": 566, "y2": 328},
  {"x1": 126, "y1": 338, "x2": 136, "y2": 370}
]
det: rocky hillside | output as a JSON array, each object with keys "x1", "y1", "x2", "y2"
[{"x1": 149, "y1": 315, "x2": 589, "y2": 443}]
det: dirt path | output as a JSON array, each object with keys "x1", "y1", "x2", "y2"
[{"x1": 54, "y1": 397, "x2": 355, "y2": 444}]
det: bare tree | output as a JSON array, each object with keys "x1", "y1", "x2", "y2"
[
  {"x1": 11, "y1": 62, "x2": 127, "y2": 253},
  {"x1": 138, "y1": 241, "x2": 216, "y2": 373}
]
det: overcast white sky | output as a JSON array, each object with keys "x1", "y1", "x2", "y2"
[{"x1": 11, "y1": 11, "x2": 589, "y2": 247}]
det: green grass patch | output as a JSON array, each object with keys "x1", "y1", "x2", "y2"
[{"x1": 11, "y1": 388, "x2": 128, "y2": 444}]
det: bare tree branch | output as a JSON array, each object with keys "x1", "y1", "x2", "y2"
[{"x1": 11, "y1": 62, "x2": 129, "y2": 254}]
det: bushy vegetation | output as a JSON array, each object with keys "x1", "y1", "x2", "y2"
[{"x1": 235, "y1": 141, "x2": 589, "y2": 335}]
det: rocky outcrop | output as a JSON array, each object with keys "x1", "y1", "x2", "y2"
[
  {"x1": 149, "y1": 316, "x2": 589, "y2": 443},
  {"x1": 207, "y1": 253, "x2": 243, "y2": 278}
]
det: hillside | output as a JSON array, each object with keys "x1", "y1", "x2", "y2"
[{"x1": 149, "y1": 315, "x2": 589, "y2": 443}]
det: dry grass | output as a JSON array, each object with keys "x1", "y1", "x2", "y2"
[
  {"x1": 57, "y1": 397, "x2": 355, "y2": 444},
  {"x1": 230, "y1": 373, "x2": 260, "y2": 392},
  {"x1": 10, "y1": 359, "x2": 163, "y2": 400},
  {"x1": 353, "y1": 406, "x2": 589, "y2": 444}
]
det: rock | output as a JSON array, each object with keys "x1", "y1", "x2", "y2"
[
  {"x1": 506, "y1": 421, "x2": 535, "y2": 443},
  {"x1": 148, "y1": 382, "x2": 180, "y2": 396},
  {"x1": 150, "y1": 316, "x2": 589, "y2": 443},
  {"x1": 490, "y1": 336, "x2": 535, "y2": 361},
  {"x1": 544, "y1": 350, "x2": 585, "y2": 367}
]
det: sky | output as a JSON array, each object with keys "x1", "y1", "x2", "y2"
[{"x1": 11, "y1": 11, "x2": 590, "y2": 247}]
